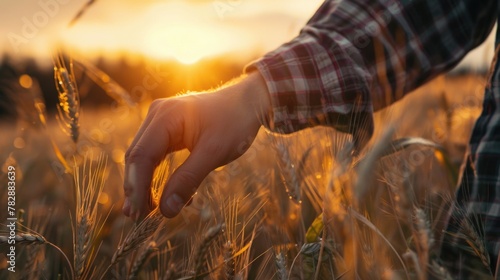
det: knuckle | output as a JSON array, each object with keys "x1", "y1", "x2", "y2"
[
  {"x1": 204, "y1": 141, "x2": 230, "y2": 165},
  {"x1": 125, "y1": 144, "x2": 148, "y2": 164},
  {"x1": 175, "y1": 170, "x2": 201, "y2": 191},
  {"x1": 148, "y1": 98, "x2": 166, "y2": 113},
  {"x1": 150, "y1": 98, "x2": 163, "y2": 108}
]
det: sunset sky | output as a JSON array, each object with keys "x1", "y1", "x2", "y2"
[
  {"x1": 0, "y1": 0, "x2": 495, "y2": 68},
  {"x1": 1, "y1": 0, "x2": 323, "y2": 64}
]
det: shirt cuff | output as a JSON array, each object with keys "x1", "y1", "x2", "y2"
[{"x1": 244, "y1": 31, "x2": 374, "y2": 148}]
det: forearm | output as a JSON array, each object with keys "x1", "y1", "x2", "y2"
[{"x1": 247, "y1": 0, "x2": 497, "y2": 146}]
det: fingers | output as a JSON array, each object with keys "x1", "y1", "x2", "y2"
[
  {"x1": 128, "y1": 100, "x2": 160, "y2": 153},
  {"x1": 122, "y1": 103, "x2": 159, "y2": 218},
  {"x1": 123, "y1": 109, "x2": 182, "y2": 221},
  {"x1": 160, "y1": 147, "x2": 220, "y2": 218}
]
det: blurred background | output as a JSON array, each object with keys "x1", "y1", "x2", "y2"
[
  {"x1": 0, "y1": 0, "x2": 496, "y2": 120},
  {"x1": 1, "y1": 0, "x2": 326, "y2": 118},
  {"x1": 0, "y1": 1, "x2": 497, "y2": 278}
]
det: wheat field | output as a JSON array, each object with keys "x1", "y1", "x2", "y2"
[{"x1": 0, "y1": 56, "x2": 493, "y2": 279}]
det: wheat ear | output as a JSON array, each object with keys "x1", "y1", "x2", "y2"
[
  {"x1": 275, "y1": 251, "x2": 287, "y2": 280},
  {"x1": 162, "y1": 263, "x2": 177, "y2": 280},
  {"x1": 112, "y1": 208, "x2": 164, "y2": 265},
  {"x1": 275, "y1": 141, "x2": 301, "y2": 204},
  {"x1": 73, "y1": 155, "x2": 108, "y2": 280},
  {"x1": 128, "y1": 241, "x2": 158, "y2": 280},
  {"x1": 54, "y1": 54, "x2": 80, "y2": 143},
  {"x1": 223, "y1": 241, "x2": 235, "y2": 280},
  {"x1": 460, "y1": 219, "x2": 490, "y2": 269},
  {"x1": 1, "y1": 232, "x2": 74, "y2": 279},
  {"x1": 0, "y1": 233, "x2": 46, "y2": 244},
  {"x1": 429, "y1": 260, "x2": 453, "y2": 280},
  {"x1": 193, "y1": 223, "x2": 225, "y2": 279},
  {"x1": 413, "y1": 207, "x2": 433, "y2": 280}
]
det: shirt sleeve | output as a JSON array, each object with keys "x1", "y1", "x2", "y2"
[{"x1": 245, "y1": 0, "x2": 497, "y2": 148}]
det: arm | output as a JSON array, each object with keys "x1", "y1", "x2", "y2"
[
  {"x1": 123, "y1": 0, "x2": 497, "y2": 220},
  {"x1": 246, "y1": 0, "x2": 497, "y2": 148}
]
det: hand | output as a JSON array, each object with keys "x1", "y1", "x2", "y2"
[{"x1": 122, "y1": 72, "x2": 271, "y2": 221}]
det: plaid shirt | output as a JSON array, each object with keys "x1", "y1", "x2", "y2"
[{"x1": 247, "y1": 0, "x2": 499, "y2": 277}]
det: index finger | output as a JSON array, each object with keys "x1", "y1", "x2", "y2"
[{"x1": 123, "y1": 109, "x2": 183, "y2": 221}]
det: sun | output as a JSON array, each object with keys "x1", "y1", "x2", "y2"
[{"x1": 144, "y1": 25, "x2": 228, "y2": 64}]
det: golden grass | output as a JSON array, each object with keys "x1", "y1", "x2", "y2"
[{"x1": 0, "y1": 58, "x2": 494, "y2": 279}]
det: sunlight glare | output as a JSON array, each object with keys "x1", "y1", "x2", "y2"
[{"x1": 144, "y1": 24, "x2": 238, "y2": 64}]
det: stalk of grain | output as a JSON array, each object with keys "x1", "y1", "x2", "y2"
[
  {"x1": 460, "y1": 219, "x2": 491, "y2": 270},
  {"x1": 223, "y1": 241, "x2": 235, "y2": 280},
  {"x1": 128, "y1": 241, "x2": 158, "y2": 280},
  {"x1": 193, "y1": 223, "x2": 225, "y2": 279},
  {"x1": 0, "y1": 233, "x2": 46, "y2": 244},
  {"x1": 20, "y1": 245, "x2": 42, "y2": 280},
  {"x1": 274, "y1": 141, "x2": 301, "y2": 204},
  {"x1": 413, "y1": 207, "x2": 433, "y2": 280},
  {"x1": 111, "y1": 208, "x2": 164, "y2": 265},
  {"x1": 162, "y1": 263, "x2": 177, "y2": 280},
  {"x1": 1, "y1": 232, "x2": 74, "y2": 278},
  {"x1": 73, "y1": 58, "x2": 137, "y2": 107},
  {"x1": 54, "y1": 54, "x2": 80, "y2": 143},
  {"x1": 73, "y1": 155, "x2": 108, "y2": 280},
  {"x1": 275, "y1": 251, "x2": 287, "y2": 280},
  {"x1": 429, "y1": 260, "x2": 453, "y2": 280}
]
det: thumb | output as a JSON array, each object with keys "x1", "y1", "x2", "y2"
[{"x1": 160, "y1": 148, "x2": 219, "y2": 218}]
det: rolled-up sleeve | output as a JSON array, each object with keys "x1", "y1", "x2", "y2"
[{"x1": 246, "y1": 0, "x2": 497, "y2": 147}]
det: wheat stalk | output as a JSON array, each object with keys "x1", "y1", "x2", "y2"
[
  {"x1": 162, "y1": 263, "x2": 177, "y2": 280},
  {"x1": 73, "y1": 58, "x2": 136, "y2": 107},
  {"x1": 18, "y1": 211, "x2": 50, "y2": 280},
  {"x1": 460, "y1": 218, "x2": 491, "y2": 270},
  {"x1": 1, "y1": 231, "x2": 74, "y2": 279},
  {"x1": 0, "y1": 233, "x2": 46, "y2": 244},
  {"x1": 128, "y1": 241, "x2": 158, "y2": 280},
  {"x1": 275, "y1": 251, "x2": 287, "y2": 280},
  {"x1": 73, "y1": 154, "x2": 108, "y2": 280},
  {"x1": 223, "y1": 241, "x2": 235, "y2": 280},
  {"x1": 429, "y1": 260, "x2": 453, "y2": 280},
  {"x1": 111, "y1": 208, "x2": 164, "y2": 265},
  {"x1": 150, "y1": 155, "x2": 175, "y2": 210},
  {"x1": 193, "y1": 223, "x2": 225, "y2": 279},
  {"x1": 275, "y1": 141, "x2": 301, "y2": 204},
  {"x1": 54, "y1": 53, "x2": 80, "y2": 143},
  {"x1": 413, "y1": 207, "x2": 433, "y2": 280}
]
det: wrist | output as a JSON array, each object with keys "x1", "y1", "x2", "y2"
[{"x1": 240, "y1": 71, "x2": 272, "y2": 128}]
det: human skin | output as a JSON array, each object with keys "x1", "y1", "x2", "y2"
[{"x1": 122, "y1": 71, "x2": 271, "y2": 221}]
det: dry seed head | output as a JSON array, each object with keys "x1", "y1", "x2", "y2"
[
  {"x1": 129, "y1": 241, "x2": 158, "y2": 280},
  {"x1": 275, "y1": 251, "x2": 287, "y2": 280},
  {"x1": 112, "y1": 208, "x2": 164, "y2": 265},
  {"x1": 429, "y1": 260, "x2": 453, "y2": 280},
  {"x1": 0, "y1": 233, "x2": 46, "y2": 244},
  {"x1": 460, "y1": 219, "x2": 491, "y2": 269},
  {"x1": 54, "y1": 59, "x2": 80, "y2": 143},
  {"x1": 193, "y1": 223, "x2": 226, "y2": 278},
  {"x1": 73, "y1": 155, "x2": 108, "y2": 280},
  {"x1": 223, "y1": 241, "x2": 235, "y2": 280},
  {"x1": 162, "y1": 263, "x2": 177, "y2": 280},
  {"x1": 275, "y1": 141, "x2": 301, "y2": 204},
  {"x1": 414, "y1": 207, "x2": 434, "y2": 251},
  {"x1": 74, "y1": 215, "x2": 91, "y2": 279}
]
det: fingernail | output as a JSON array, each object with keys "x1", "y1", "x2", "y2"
[
  {"x1": 123, "y1": 198, "x2": 130, "y2": 214},
  {"x1": 129, "y1": 204, "x2": 137, "y2": 221},
  {"x1": 165, "y1": 194, "x2": 185, "y2": 215},
  {"x1": 132, "y1": 210, "x2": 142, "y2": 222}
]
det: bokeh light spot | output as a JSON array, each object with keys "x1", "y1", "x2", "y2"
[
  {"x1": 98, "y1": 192, "x2": 110, "y2": 205},
  {"x1": 19, "y1": 74, "x2": 33, "y2": 89},
  {"x1": 13, "y1": 137, "x2": 26, "y2": 149},
  {"x1": 112, "y1": 148, "x2": 125, "y2": 163}
]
